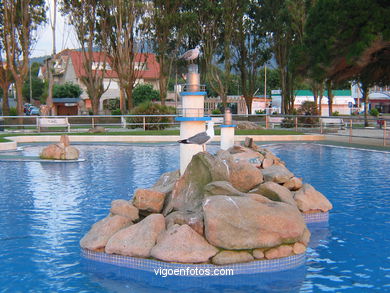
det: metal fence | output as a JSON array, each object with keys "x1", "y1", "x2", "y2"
[{"x1": 0, "y1": 114, "x2": 389, "y2": 146}]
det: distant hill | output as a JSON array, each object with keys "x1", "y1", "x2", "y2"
[{"x1": 30, "y1": 55, "x2": 50, "y2": 65}]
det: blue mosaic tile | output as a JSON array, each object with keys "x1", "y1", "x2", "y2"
[
  {"x1": 81, "y1": 249, "x2": 306, "y2": 275},
  {"x1": 303, "y1": 211, "x2": 329, "y2": 223}
]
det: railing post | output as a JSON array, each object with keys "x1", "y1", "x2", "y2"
[
  {"x1": 294, "y1": 116, "x2": 298, "y2": 132},
  {"x1": 92, "y1": 117, "x2": 95, "y2": 128},
  {"x1": 143, "y1": 116, "x2": 146, "y2": 131},
  {"x1": 265, "y1": 114, "x2": 269, "y2": 129},
  {"x1": 349, "y1": 119, "x2": 353, "y2": 143},
  {"x1": 320, "y1": 119, "x2": 323, "y2": 134},
  {"x1": 36, "y1": 116, "x2": 39, "y2": 132},
  {"x1": 384, "y1": 120, "x2": 387, "y2": 147}
]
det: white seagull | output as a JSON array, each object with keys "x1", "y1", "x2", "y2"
[
  {"x1": 178, "y1": 121, "x2": 214, "y2": 151},
  {"x1": 179, "y1": 45, "x2": 201, "y2": 62}
]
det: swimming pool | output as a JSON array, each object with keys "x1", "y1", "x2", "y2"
[{"x1": 0, "y1": 143, "x2": 389, "y2": 292}]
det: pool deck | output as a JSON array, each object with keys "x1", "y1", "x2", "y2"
[{"x1": 0, "y1": 134, "x2": 325, "y2": 151}]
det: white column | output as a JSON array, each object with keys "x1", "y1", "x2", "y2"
[
  {"x1": 220, "y1": 127, "x2": 235, "y2": 150},
  {"x1": 180, "y1": 121, "x2": 205, "y2": 174}
]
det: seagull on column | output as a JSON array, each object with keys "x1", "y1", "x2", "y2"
[
  {"x1": 179, "y1": 45, "x2": 201, "y2": 63},
  {"x1": 178, "y1": 121, "x2": 214, "y2": 151}
]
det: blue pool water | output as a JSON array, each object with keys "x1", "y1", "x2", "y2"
[{"x1": 0, "y1": 143, "x2": 389, "y2": 292}]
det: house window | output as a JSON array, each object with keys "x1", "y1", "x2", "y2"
[
  {"x1": 134, "y1": 62, "x2": 148, "y2": 70},
  {"x1": 103, "y1": 80, "x2": 118, "y2": 90},
  {"x1": 92, "y1": 62, "x2": 111, "y2": 70}
]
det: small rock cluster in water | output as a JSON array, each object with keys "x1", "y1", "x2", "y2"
[
  {"x1": 80, "y1": 141, "x2": 332, "y2": 265},
  {"x1": 40, "y1": 135, "x2": 79, "y2": 160}
]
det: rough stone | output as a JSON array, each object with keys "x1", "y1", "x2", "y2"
[
  {"x1": 262, "y1": 165, "x2": 294, "y2": 184},
  {"x1": 40, "y1": 142, "x2": 80, "y2": 160},
  {"x1": 244, "y1": 193, "x2": 274, "y2": 204},
  {"x1": 262, "y1": 158, "x2": 274, "y2": 169},
  {"x1": 228, "y1": 160, "x2": 263, "y2": 192},
  {"x1": 163, "y1": 152, "x2": 230, "y2": 215},
  {"x1": 293, "y1": 242, "x2": 306, "y2": 254},
  {"x1": 110, "y1": 199, "x2": 139, "y2": 221},
  {"x1": 204, "y1": 181, "x2": 246, "y2": 196},
  {"x1": 234, "y1": 120, "x2": 262, "y2": 130},
  {"x1": 133, "y1": 189, "x2": 165, "y2": 213},
  {"x1": 301, "y1": 228, "x2": 311, "y2": 246},
  {"x1": 203, "y1": 195, "x2": 307, "y2": 250},
  {"x1": 151, "y1": 224, "x2": 218, "y2": 263},
  {"x1": 165, "y1": 210, "x2": 204, "y2": 235},
  {"x1": 283, "y1": 177, "x2": 303, "y2": 191},
  {"x1": 252, "y1": 182, "x2": 296, "y2": 206},
  {"x1": 293, "y1": 184, "x2": 333, "y2": 212},
  {"x1": 60, "y1": 134, "x2": 70, "y2": 147},
  {"x1": 152, "y1": 170, "x2": 180, "y2": 195},
  {"x1": 264, "y1": 245, "x2": 293, "y2": 260},
  {"x1": 253, "y1": 248, "x2": 265, "y2": 259},
  {"x1": 105, "y1": 214, "x2": 165, "y2": 257},
  {"x1": 229, "y1": 147, "x2": 264, "y2": 168},
  {"x1": 80, "y1": 215, "x2": 132, "y2": 251},
  {"x1": 211, "y1": 250, "x2": 254, "y2": 265}
]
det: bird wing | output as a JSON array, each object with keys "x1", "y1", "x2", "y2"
[
  {"x1": 185, "y1": 131, "x2": 210, "y2": 144},
  {"x1": 180, "y1": 49, "x2": 194, "y2": 60}
]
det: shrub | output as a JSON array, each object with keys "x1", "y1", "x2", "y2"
[
  {"x1": 9, "y1": 107, "x2": 17, "y2": 116},
  {"x1": 297, "y1": 101, "x2": 319, "y2": 127},
  {"x1": 369, "y1": 108, "x2": 380, "y2": 117},
  {"x1": 212, "y1": 108, "x2": 222, "y2": 114},
  {"x1": 281, "y1": 117, "x2": 294, "y2": 128},
  {"x1": 53, "y1": 82, "x2": 82, "y2": 99},
  {"x1": 111, "y1": 109, "x2": 122, "y2": 115},
  {"x1": 128, "y1": 102, "x2": 176, "y2": 130},
  {"x1": 255, "y1": 109, "x2": 266, "y2": 114},
  {"x1": 133, "y1": 84, "x2": 160, "y2": 106}
]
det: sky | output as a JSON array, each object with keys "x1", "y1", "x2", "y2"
[{"x1": 32, "y1": 1, "x2": 78, "y2": 58}]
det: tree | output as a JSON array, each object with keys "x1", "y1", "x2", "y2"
[
  {"x1": 148, "y1": 0, "x2": 184, "y2": 106},
  {"x1": 22, "y1": 75, "x2": 44, "y2": 101},
  {"x1": 46, "y1": 0, "x2": 57, "y2": 115},
  {"x1": 53, "y1": 82, "x2": 82, "y2": 99},
  {"x1": 61, "y1": 0, "x2": 109, "y2": 115},
  {"x1": 133, "y1": 84, "x2": 160, "y2": 106},
  {"x1": 98, "y1": 0, "x2": 147, "y2": 113},
  {"x1": 0, "y1": 0, "x2": 46, "y2": 119},
  {"x1": 305, "y1": 0, "x2": 390, "y2": 112},
  {"x1": 0, "y1": 52, "x2": 13, "y2": 116}
]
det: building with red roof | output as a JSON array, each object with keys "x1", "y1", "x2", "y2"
[{"x1": 39, "y1": 49, "x2": 160, "y2": 114}]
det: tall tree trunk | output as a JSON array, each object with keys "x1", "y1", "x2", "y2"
[
  {"x1": 15, "y1": 78, "x2": 24, "y2": 125},
  {"x1": 126, "y1": 87, "x2": 133, "y2": 112},
  {"x1": 362, "y1": 83, "x2": 369, "y2": 127},
  {"x1": 92, "y1": 96, "x2": 99, "y2": 115},
  {"x1": 120, "y1": 87, "x2": 125, "y2": 113},
  {"x1": 326, "y1": 79, "x2": 333, "y2": 116},
  {"x1": 159, "y1": 74, "x2": 167, "y2": 106},
  {"x1": 1, "y1": 86, "x2": 10, "y2": 115}
]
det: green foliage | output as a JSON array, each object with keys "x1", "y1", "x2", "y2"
[
  {"x1": 128, "y1": 102, "x2": 176, "y2": 130},
  {"x1": 332, "y1": 111, "x2": 340, "y2": 116},
  {"x1": 53, "y1": 82, "x2": 82, "y2": 99},
  {"x1": 255, "y1": 109, "x2": 266, "y2": 114},
  {"x1": 23, "y1": 77, "x2": 44, "y2": 101},
  {"x1": 298, "y1": 101, "x2": 319, "y2": 127},
  {"x1": 107, "y1": 99, "x2": 120, "y2": 111},
  {"x1": 133, "y1": 84, "x2": 160, "y2": 106},
  {"x1": 9, "y1": 107, "x2": 17, "y2": 116},
  {"x1": 369, "y1": 108, "x2": 380, "y2": 117},
  {"x1": 212, "y1": 108, "x2": 222, "y2": 114},
  {"x1": 111, "y1": 109, "x2": 122, "y2": 115}
]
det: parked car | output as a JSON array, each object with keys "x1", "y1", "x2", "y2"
[{"x1": 28, "y1": 106, "x2": 40, "y2": 116}]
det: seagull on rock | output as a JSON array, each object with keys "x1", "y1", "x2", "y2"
[
  {"x1": 178, "y1": 121, "x2": 214, "y2": 151},
  {"x1": 179, "y1": 45, "x2": 201, "y2": 62}
]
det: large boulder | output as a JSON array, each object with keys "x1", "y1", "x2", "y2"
[
  {"x1": 165, "y1": 210, "x2": 204, "y2": 235},
  {"x1": 151, "y1": 224, "x2": 218, "y2": 263},
  {"x1": 133, "y1": 189, "x2": 166, "y2": 213},
  {"x1": 283, "y1": 177, "x2": 303, "y2": 191},
  {"x1": 110, "y1": 199, "x2": 139, "y2": 221},
  {"x1": 152, "y1": 170, "x2": 180, "y2": 195},
  {"x1": 105, "y1": 214, "x2": 165, "y2": 257},
  {"x1": 228, "y1": 146, "x2": 264, "y2": 168},
  {"x1": 293, "y1": 184, "x2": 333, "y2": 212},
  {"x1": 211, "y1": 250, "x2": 254, "y2": 265},
  {"x1": 163, "y1": 152, "x2": 230, "y2": 215},
  {"x1": 80, "y1": 215, "x2": 132, "y2": 251},
  {"x1": 40, "y1": 143, "x2": 80, "y2": 160},
  {"x1": 203, "y1": 195, "x2": 307, "y2": 250},
  {"x1": 228, "y1": 161, "x2": 263, "y2": 192},
  {"x1": 262, "y1": 165, "x2": 294, "y2": 184},
  {"x1": 252, "y1": 181, "x2": 296, "y2": 206},
  {"x1": 204, "y1": 181, "x2": 246, "y2": 197}
]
